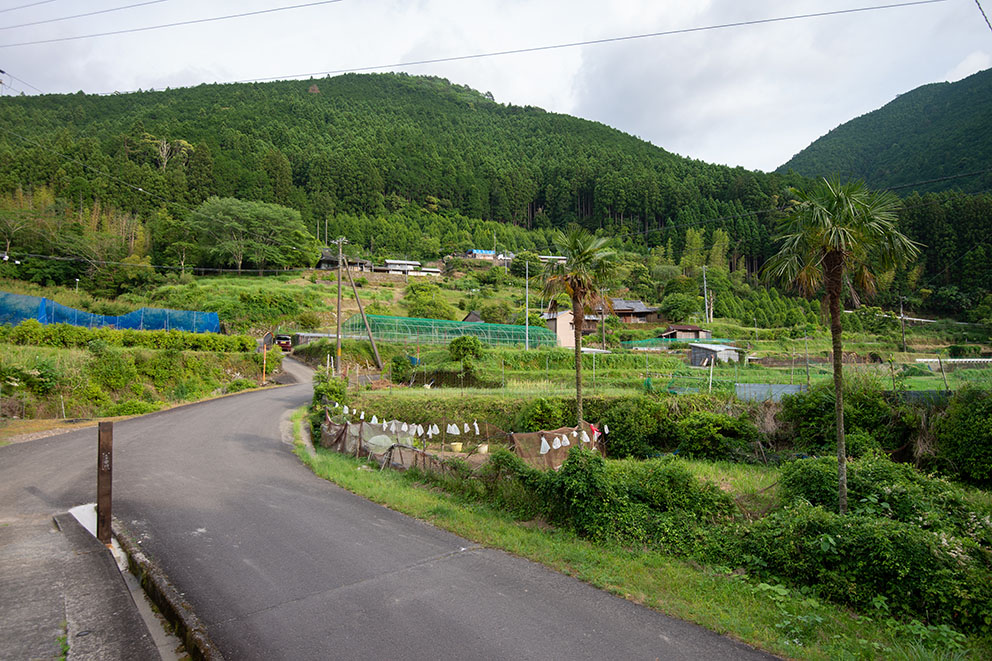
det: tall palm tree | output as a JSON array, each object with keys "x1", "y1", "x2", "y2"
[
  {"x1": 541, "y1": 228, "x2": 616, "y2": 426},
  {"x1": 765, "y1": 178, "x2": 920, "y2": 514}
]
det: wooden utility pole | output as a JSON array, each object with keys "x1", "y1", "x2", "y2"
[
  {"x1": 344, "y1": 257, "x2": 382, "y2": 369},
  {"x1": 333, "y1": 237, "x2": 347, "y2": 377},
  {"x1": 96, "y1": 422, "x2": 113, "y2": 545}
]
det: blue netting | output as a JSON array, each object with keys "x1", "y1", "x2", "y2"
[{"x1": 0, "y1": 291, "x2": 220, "y2": 333}]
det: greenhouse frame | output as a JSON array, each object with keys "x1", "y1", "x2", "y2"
[{"x1": 341, "y1": 313, "x2": 558, "y2": 347}]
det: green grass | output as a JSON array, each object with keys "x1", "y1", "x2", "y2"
[{"x1": 293, "y1": 435, "x2": 989, "y2": 659}]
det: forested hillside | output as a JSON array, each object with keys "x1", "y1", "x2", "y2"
[
  {"x1": 778, "y1": 67, "x2": 992, "y2": 193},
  {"x1": 0, "y1": 73, "x2": 990, "y2": 319},
  {"x1": 0, "y1": 73, "x2": 800, "y2": 262}
]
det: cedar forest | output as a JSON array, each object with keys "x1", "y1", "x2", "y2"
[{"x1": 0, "y1": 72, "x2": 990, "y2": 322}]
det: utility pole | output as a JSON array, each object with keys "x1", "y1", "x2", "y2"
[
  {"x1": 525, "y1": 260, "x2": 529, "y2": 350},
  {"x1": 900, "y1": 297, "x2": 907, "y2": 353},
  {"x1": 600, "y1": 289, "x2": 606, "y2": 348},
  {"x1": 804, "y1": 331, "x2": 811, "y2": 387},
  {"x1": 702, "y1": 265, "x2": 709, "y2": 323},
  {"x1": 333, "y1": 237, "x2": 348, "y2": 377}
]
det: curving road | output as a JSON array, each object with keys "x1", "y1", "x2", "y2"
[{"x1": 0, "y1": 359, "x2": 772, "y2": 660}]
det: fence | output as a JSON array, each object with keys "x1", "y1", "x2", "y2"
[
  {"x1": 340, "y1": 313, "x2": 558, "y2": 348},
  {"x1": 320, "y1": 404, "x2": 603, "y2": 470},
  {"x1": 0, "y1": 291, "x2": 220, "y2": 333}
]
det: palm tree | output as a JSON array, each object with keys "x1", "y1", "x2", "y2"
[
  {"x1": 765, "y1": 178, "x2": 920, "y2": 514},
  {"x1": 541, "y1": 228, "x2": 616, "y2": 426}
]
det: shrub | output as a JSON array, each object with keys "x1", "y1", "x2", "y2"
[
  {"x1": 448, "y1": 335, "x2": 485, "y2": 361},
  {"x1": 297, "y1": 311, "x2": 321, "y2": 331},
  {"x1": 935, "y1": 386, "x2": 992, "y2": 485},
  {"x1": 104, "y1": 400, "x2": 160, "y2": 416},
  {"x1": 605, "y1": 458, "x2": 735, "y2": 520},
  {"x1": 514, "y1": 397, "x2": 571, "y2": 431},
  {"x1": 675, "y1": 411, "x2": 759, "y2": 460},
  {"x1": 90, "y1": 350, "x2": 139, "y2": 391},
  {"x1": 600, "y1": 396, "x2": 663, "y2": 458},
  {"x1": 389, "y1": 355, "x2": 413, "y2": 383},
  {"x1": 948, "y1": 344, "x2": 981, "y2": 358},
  {"x1": 225, "y1": 378, "x2": 257, "y2": 393},
  {"x1": 541, "y1": 447, "x2": 649, "y2": 543},
  {"x1": 779, "y1": 375, "x2": 901, "y2": 454},
  {"x1": 312, "y1": 369, "x2": 348, "y2": 410},
  {"x1": 734, "y1": 501, "x2": 992, "y2": 632}
]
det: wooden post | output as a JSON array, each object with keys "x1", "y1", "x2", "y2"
[
  {"x1": 937, "y1": 352, "x2": 950, "y2": 391},
  {"x1": 96, "y1": 422, "x2": 113, "y2": 545}
]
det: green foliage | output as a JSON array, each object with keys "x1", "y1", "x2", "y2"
[
  {"x1": 934, "y1": 386, "x2": 992, "y2": 485},
  {"x1": 103, "y1": 400, "x2": 160, "y2": 416},
  {"x1": 675, "y1": 411, "x2": 759, "y2": 460},
  {"x1": 389, "y1": 355, "x2": 413, "y2": 383},
  {"x1": 732, "y1": 500, "x2": 992, "y2": 633},
  {"x1": 542, "y1": 447, "x2": 649, "y2": 543},
  {"x1": 779, "y1": 68, "x2": 992, "y2": 195},
  {"x1": 779, "y1": 376, "x2": 905, "y2": 455},
  {"x1": 1, "y1": 320, "x2": 254, "y2": 352},
  {"x1": 90, "y1": 350, "x2": 139, "y2": 392},
  {"x1": 513, "y1": 397, "x2": 571, "y2": 431},
  {"x1": 599, "y1": 396, "x2": 664, "y2": 458},
  {"x1": 402, "y1": 282, "x2": 457, "y2": 320},
  {"x1": 948, "y1": 344, "x2": 982, "y2": 358},
  {"x1": 312, "y1": 368, "x2": 348, "y2": 409},
  {"x1": 225, "y1": 378, "x2": 257, "y2": 393},
  {"x1": 448, "y1": 335, "x2": 484, "y2": 361},
  {"x1": 660, "y1": 293, "x2": 699, "y2": 322}
]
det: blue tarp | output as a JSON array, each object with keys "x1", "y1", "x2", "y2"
[{"x1": 0, "y1": 291, "x2": 220, "y2": 333}]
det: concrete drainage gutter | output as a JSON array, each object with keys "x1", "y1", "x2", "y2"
[{"x1": 112, "y1": 518, "x2": 225, "y2": 661}]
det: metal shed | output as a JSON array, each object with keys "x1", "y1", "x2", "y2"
[{"x1": 689, "y1": 343, "x2": 743, "y2": 366}]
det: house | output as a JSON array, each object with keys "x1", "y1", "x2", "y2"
[
  {"x1": 462, "y1": 310, "x2": 483, "y2": 323},
  {"x1": 467, "y1": 249, "x2": 496, "y2": 260},
  {"x1": 538, "y1": 255, "x2": 567, "y2": 264},
  {"x1": 689, "y1": 343, "x2": 743, "y2": 366},
  {"x1": 541, "y1": 309, "x2": 600, "y2": 348},
  {"x1": 383, "y1": 259, "x2": 421, "y2": 274},
  {"x1": 316, "y1": 250, "x2": 371, "y2": 272},
  {"x1": 659, "y1": 324, "x2": 712, "y2": 340},
  {"x1": 606, "y1": 298, "x2": 658, "y2": 324}
]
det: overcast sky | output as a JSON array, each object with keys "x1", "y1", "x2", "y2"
[{"x1": 1, "y1": 0, "x2": 989, "y2": 171}]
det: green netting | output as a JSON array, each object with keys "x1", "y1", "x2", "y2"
[{"x1": 341, "y1": 313, "x2": 558, "y2": 347}]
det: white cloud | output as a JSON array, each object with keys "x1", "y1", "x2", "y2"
[{"x1": 944, "y1": 51, "x2": 992, "y2": 83}]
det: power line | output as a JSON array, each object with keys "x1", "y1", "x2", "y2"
[
  {"x1": 0, "y1": 0, "x2": 174, "y2": 32},
  {"x1": 0, "y1": 0, "x2": 60, "y2": 15},
  {"x1": 0, "y1": 0, "x2": 346, "y2": 48},
  {"x1": 234, "y1": 0, "x2": 950, "y2": 84},
  {"x1": 0, "y1": 67, "x2": 44, "y2": 92},
  {"x1": 3, "y1": 251, "x2": 311, "y2": 274},
  {"x1": 975, "y1": 0, "x2": 992, "y2": 34}
]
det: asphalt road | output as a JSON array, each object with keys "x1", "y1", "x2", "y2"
[{"x1": 0, "y1": 360, "x2": 773, "y2": 660}]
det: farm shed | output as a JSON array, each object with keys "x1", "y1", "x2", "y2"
[{"x1": 689, "y1": 343, "x2": 743, "y2": 366}]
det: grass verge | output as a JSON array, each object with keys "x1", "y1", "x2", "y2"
[{"x1": 291, "y1": 417, "x2": 984, "y2": 660}]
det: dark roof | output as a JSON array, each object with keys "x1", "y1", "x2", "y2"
[
  {"x1": 462, "y1": 311, "x2": 483, "y2": 323},
  {"x1": 608, "y1": 298, "x2": 657, "y2": 314},
  {"x1": 666, "y1": 324, "x2": 705, "y2": 331}
]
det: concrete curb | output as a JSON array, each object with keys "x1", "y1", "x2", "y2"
[{"x1": 112, "y1": 518, "x2": 225, "y2": 661}]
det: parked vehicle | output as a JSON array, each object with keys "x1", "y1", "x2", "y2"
[{"x1": 275, "y1": 335, "x2": 292, "y2": 351}]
